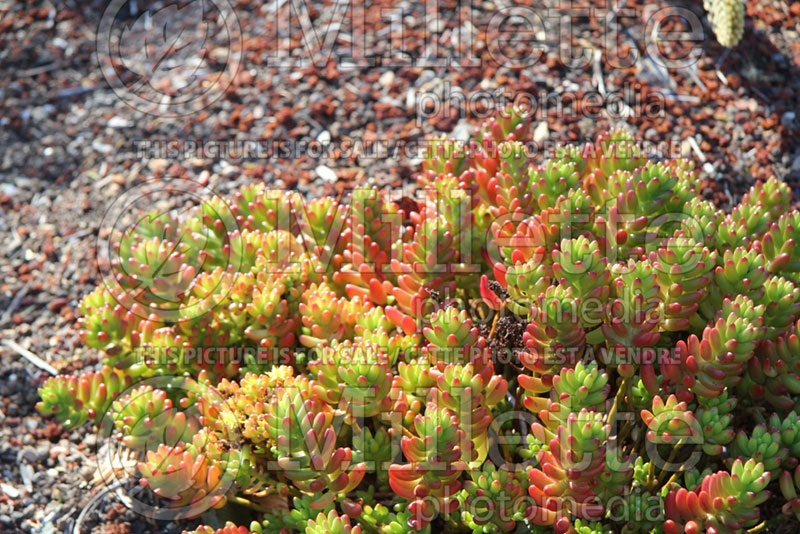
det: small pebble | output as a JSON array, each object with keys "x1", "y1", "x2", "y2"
[
  {"x1": 378, "y1": 71, "x2": 395, "y2": 87},
  {"x1": 20, "y1": 464, "x2": 34, "y2": 492},
  {"x1": 452, "y1": 120, "x2": 472, "y2": 143},
  {"x1": 107, "y1": 116, "x2": 131, "y2": 128},
  {"x1": 317, "y1": 130, "x2": 331, "y2": 146},
  {"x1": 405, "y1": 89, "x2": 416, "y2": 110},
  {"x1": 148, "y1": 159, "x2": 168, "y2": 173},
  {"x1": 0, "y1": 483, "x2": 19, "y2": 499},
  {"x1": 533, "y1": 122, "x2": 550, "y2": 143},
  {"x1": 315, "y1": 165, "x2": 337, "y2": 183},
  {"x1": 91, "y1": 139, "x2": 113, "y2": 154}
]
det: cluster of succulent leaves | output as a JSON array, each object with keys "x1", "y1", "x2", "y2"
[{"x1": 38, "y1": 106, "x2": 800, "y2": 534}]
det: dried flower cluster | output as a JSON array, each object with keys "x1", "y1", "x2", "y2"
[
  {"x1": 38, "y1": 107, "x2": 800, "y2": 534},
  {"x1": 704, "y1": 0, "x2": 746, "y2": 47}
]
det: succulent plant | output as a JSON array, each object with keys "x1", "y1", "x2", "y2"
[
  {"x1": 428, "y1": 360, "x2": 507, "y2": 463},
  {"x1": 758, "y1": 275, "x2": 800, "y2": 340},
  {"x1": 518, "y1": 284, "x2": 585, "y2": 398},
  {"x1": 422, "y1": 306, "x2": 483, "y2": 366},
  {"x1": 602, "y1": 259, "x2": 661, "y2": 378},
  {"x1": 482, "y1": 141, "x2": 537, "y2": 217},
  {"x1": 477, "y1": 105, "x2": 530, "y2": 146},
  {"x1": 389, "y1": 406, "x2": 473, "y2": 529},
  {"x1": 498, "y1": 256, "x2": 552, "y2": 315},
  {"x1": 459, "y1": 463, "x2": 531, "y2": 533},
  {"x1": 240, "y1": 273, "x2": 301, "y2": 350},
  {"x1": 190, "y1": 521, "x2": 267, "y2": 534},
  {"x1": 662, "y1": 301, "x2": 764, "y2": 402},
  {"x1": 334, "y1": 187, "x2": 406, "y2": 305},
  {"x1": 353, "y1": 426, "x2": 394, "y2": 490},
  {"x1": 730, "y1": 423, "x2": 788, "y2": 477},
  {"x1": 699, "y1": 247, "x2": 767, "y2": 321},
  {"x1": 528, "y1": 411, "x2": 609, "y2": 531},
  {"x1": 641, "y1": 395, "x2": 699, "y2": 449},
  {"x1": 552, "y1": 236, "x2": 610, "y2": 327},
  {"x1": 695, "y1": 397, "x2": 736, "y2": 456},
  {"x1": 678, "y1": 198, "x2": 722, "y2": 250},
  {"x1": 744, "y1": 321, "x2": 800, "y2": 411},
  {"x1": 716, "y1": 214, "x2": 752, "y2": 252},
  {"x1": 648, "y1": 237, "x2": 715, "y2": 331},
  {"x1": 529, "y1": 360, "x2": 610, "y2": 429},
  {"x1": 297, "y1": 195, "x2": 349, "y2": 271},
  {"x1": 38, "y1": 108, "x2": 800, "y2": 533},
  {"x1": 108, "y1": 383, "x2": 199, "y2": 450},
  {"x1": 137, "y1": 439, "x2": 231, "y2": 512},
  {"x1": 309, "y1": 338, "x2": 394, "y2": 418},
  {"x1": 262, "y1": 384, "x2": 365, "y2": 509},
  {"x1": 77, "y1": 285, "x2": 152, "y2": 360},
  {"x1": 664, "y1": 459, "x2": 770, "y2": 534},
  {"x1": 761, "y1": 212, "x2": 800, "y2": 279},
  {"x1": 529, "y1": 158, "x2": 581, "y2": 213},
  {"x1": 587, "y1": 129, "x2": 647, "y2": 188},
  {"x1": 37, "y1": 366, "x2": 133, "y2": 428},
  {"x1": 305, "y1": 511, "x2": 362, "y2": 534},
  {"x1": 742, "y1": 177, "x2": 793, "y2": 217},
  {"x1": 768, "y1": 411, "x2": 800, "y2": 462},
  {"x1": 780, "y1": 465, "x2": 800, "y2": 520},
  {"x1": 422, "y1": 137, "x2": 471, "y2": 180},
  {"x1": 298, "y1": 281, "x2": 360, "y2": 347}
]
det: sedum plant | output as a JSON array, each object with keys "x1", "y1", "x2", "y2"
[{"x1": 37, "y1": 107, "x2": 800, "y2": 534}]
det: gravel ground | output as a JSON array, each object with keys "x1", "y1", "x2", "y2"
[{"x1": 1, "y1": 0, "x2": 799, "y2": 532}]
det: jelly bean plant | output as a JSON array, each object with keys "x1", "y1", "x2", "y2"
[{"x1": 38, "y1": 106, "x2": 800, "y2": 534}]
